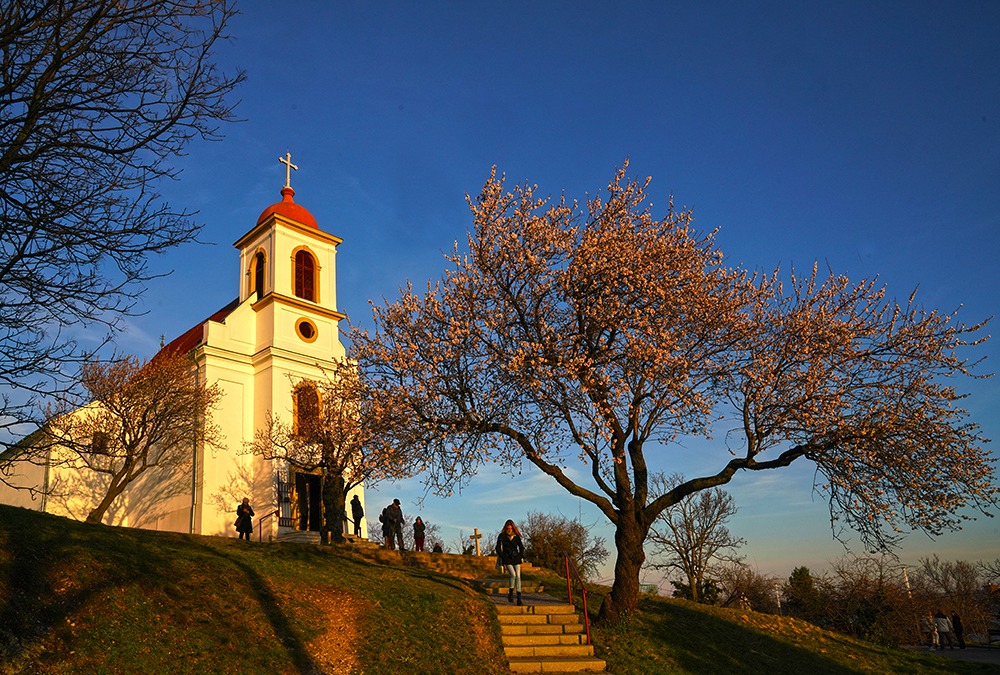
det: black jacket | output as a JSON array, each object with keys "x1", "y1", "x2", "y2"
[{"x1": 496, "y1": 533, "x2": 524, "y2": 566}]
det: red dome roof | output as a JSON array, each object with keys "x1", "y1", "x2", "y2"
[{"x1": 256, "y1": 186, "x2": 318, "y2": 228}]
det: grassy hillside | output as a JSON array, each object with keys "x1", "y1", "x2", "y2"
[
  {"x1": 0, "y1": 505, "x2": 507, "y2": 674},
  {"x1": 1, "y1": 505, "x2": 993, "y2": 674}
]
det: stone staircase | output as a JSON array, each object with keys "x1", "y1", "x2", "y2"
[{"x1": 495, "y1": 602, "x2": 607, "y2": 673}]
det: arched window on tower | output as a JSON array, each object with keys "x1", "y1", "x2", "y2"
[
  {"x1": 253, "y1": 251, "x2": 265, "y2": 301},
  {"x1": 294, "y1": 383, "x2": 321, "y2": 440},
  {"x1": 294, "y1": 250, "x2": 316, "y2": 301}
]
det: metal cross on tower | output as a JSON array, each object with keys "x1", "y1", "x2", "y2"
[{"x1": 279, "y1": 151, "x2": 298, "y2": 188}]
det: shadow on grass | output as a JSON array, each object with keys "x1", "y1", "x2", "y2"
[
  {"x1": 0, "y1": 511, "x2": 175, "y2": 668},
  {"x1": 195, "y1": 542, "x2": 321, "y2": 674},
  {"x1": 640, "y1": 600, "x2": 861, "y2": 675}
]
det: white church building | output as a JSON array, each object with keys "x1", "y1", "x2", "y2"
[{"x1": 0, "y1": 156, "x2": 368, "y2": 541}]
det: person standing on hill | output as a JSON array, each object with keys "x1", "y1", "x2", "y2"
[
  {"x1": 350, "y1": 494, "x2": 364, "y2": 538},
  {"x1": 235, "y1": 498, "x2": 254, "y2": 541},
  {"x1": 379, "y1": 505, "x2": 393, "y2": 549},
  {"x1": 413, "y1": 516, "x2": 426, "y2": 551},
  {"x1": 496, "y1": 519, "x2": 525, "y2": 606},
  {"x1": 951, "y1": 611, "x2": 966, "y2": 649},
  {"x1": 387, "y1": 499, "x2": 405, "y2": 551}
]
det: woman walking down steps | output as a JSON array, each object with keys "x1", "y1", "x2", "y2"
[{"x1": 496, "y1": 519, "x2": 525, "y2": 606}]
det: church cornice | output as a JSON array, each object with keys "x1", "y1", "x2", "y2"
[
  {"x1": 251, "y1": 292, "x2": 348, "y2": 321},
  {"x1": 233, "y1": 217, "x2": 343, "y2": 251}
]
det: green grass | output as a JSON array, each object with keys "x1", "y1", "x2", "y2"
[
  {"x1": 1, "y1": 504, "x2": 994, "y2": 674},
  {"x1": 0, "y1": 505, "x2": 507, "y2": 674},
  {"x1": 531, "y1": 570, "x2": 995, "y2": 674}
]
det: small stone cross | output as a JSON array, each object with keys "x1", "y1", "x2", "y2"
[
  {"x1": 279, "y1": 151, "x2": 298, "y2": 188},
  {"x1": 470, "y1": 528, "x2": 483, "y2": 556}
]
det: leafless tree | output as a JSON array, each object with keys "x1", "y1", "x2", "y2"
[
  {"x1": 521, "y1": 511, "x2": 609, "y2": 580},
  {"x1": 822, "y1": 554, "x2": 916, "y2": 646},
  {"x1": 0, "y1": 0, "x2": 244, "y2": 471},
  {"x1": 716, "y1": 562, "x2": 780, "y2": 612},
  {"x1": 645, "y1": 473, "x2": 745, "y2": 603},
  {"x1": 979, "y1": 558, "x2": 1000, "y2": 585}
]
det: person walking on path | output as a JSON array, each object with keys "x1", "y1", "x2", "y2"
[
  {"x1": 350, "y1": 495, "x2": 364, "y2": 538},
  {"x1": 496, "y1": 519, "x2": 525, "y2": 606},
  {"x1": 413, "y1": 516, "x2": 426, "y2": 552},
  {"x1": 921, "y1": 611, "x2": 937, "y2": 649},
  {"x1": 934, "y1": 610, "x2": 955, "y2": 650},
  {"x1": 387, "y1": 499, "x2": 405, "y2": 551},
  {"x1": 235, "y1": 498, "x2": 254, "y2": 541},
  {"x1": 951, "y1": 611, "x2": 966, "y2": 649}
]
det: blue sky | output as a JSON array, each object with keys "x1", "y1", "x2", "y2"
[{"x1": 119, "y1": 1, "x2": 999, "y2": 586}]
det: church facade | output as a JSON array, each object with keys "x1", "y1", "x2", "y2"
[{"x1": 0, "y1": 160, "x2": 368, "y2": 540}]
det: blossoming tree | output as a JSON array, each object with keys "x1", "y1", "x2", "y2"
[{"x1": 350, "y1": 162, "x2": 995, "y2": 622}]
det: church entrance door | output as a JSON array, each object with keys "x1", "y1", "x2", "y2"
[{"x1": 294, "y1": 471, "x2": 322, "y2": 531}]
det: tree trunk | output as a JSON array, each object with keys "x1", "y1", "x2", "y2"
[
  {"x1": 321, "y1": 470, "x2": 346, "y2": 544},
  {"x1": 86, "y1": 472, "x2": 128, "y2": 524},
  {"x1": 597, "y1": 516, "x2": 646, "y2": 624}
]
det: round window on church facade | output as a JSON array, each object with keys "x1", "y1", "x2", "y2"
[{"x1": 296, "y1": 318, "x2": 318, "y2": 343}]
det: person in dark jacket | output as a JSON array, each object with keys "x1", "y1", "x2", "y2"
[
  {"x1": 951, "y1": 611, "x2": 966, "y2": 649},
  {"x1": 380, "y1": 506, "x2": 393, "y2": 549},
  {"x1": 350, "y1": 494, "x2": 364, "y2": 538},
  {"x1": 387, "y1": 499, "x2": 405, "y2": 551},
  {"x1": 413, "y1": 516, "x2": 426, "y2": 551},
  {"x1": 235, "y1": 498, "x2": 254, "y2": 541},
  {"x1": 496, "y1": 519, "x2": 525, "y2": 605}
]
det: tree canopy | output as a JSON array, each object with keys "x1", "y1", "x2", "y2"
[{"x1": 350, "y1": 161, "x2": 995, "y2": 623}]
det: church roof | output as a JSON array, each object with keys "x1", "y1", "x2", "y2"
[
  {"x1": 157, "y1": 298, "x2": 240, "y2": 359},
  {"x1": 256, "y1": 186, "x2": 318, "y2": 229}
]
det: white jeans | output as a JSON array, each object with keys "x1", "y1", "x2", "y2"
[{"x1": 506, "y1": 563, "x2": 522, "y2": 592}]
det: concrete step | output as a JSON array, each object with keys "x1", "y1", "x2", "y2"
[
  {"x1": 504, "y1": 644, "x2": 595, "y2": 658},
  {"x1": 507, "y1": 656, "x2": 608, "y2": 673},
  {"x1": 496, "y1": 604, "x2": 577, "y2": 616},
  {"x1": 501, "y1": 623, "x2": 585, "y2": 636},
  {"x1": 474, "y1": 579, "x2": 546, "y2": 595},
  {"x1": 274, "y1": 530, "x2": 322, "y2": 544},
  {"x1": 503, "y1": 634, "x2": 588, "y2": 647}
]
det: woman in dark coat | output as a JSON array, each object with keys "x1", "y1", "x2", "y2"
[
  {"x1": 413, "y1": 516, "x2": 426, "y2": 551},
  {"x1": 496, "y1": 519, "x2": 525, "y2": 605},
  {"x1": 235, "y1": 498, "x2": 254, "y2": 541}
]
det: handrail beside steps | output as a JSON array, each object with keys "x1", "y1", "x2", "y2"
[
  {"x1": 256, "y1": 508, "x2": 280, "y2": 542},
  {"x1": 562, "y1": 551, "x2": 592, "y2": 646}
]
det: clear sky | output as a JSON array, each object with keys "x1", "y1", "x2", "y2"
[{"x1": 118, "y1": 1, "x2": 999, "y2": 587}]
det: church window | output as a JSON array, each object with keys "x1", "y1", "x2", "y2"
[
  {"x1": 296, "y1": 318, "x2": 318, "y2": 343},
  {"x1": 253, "y1": 251, "x2": 266, "y2": 301},
  {"x1": 91, "y1": 431, "x2": 109, "y2": 455},
  {"x1": 294, "y1": 383, "x2": 321, "y2": 439},
  {"x1": 294, "y1": 250, "x2": 316, "y2": 301}
]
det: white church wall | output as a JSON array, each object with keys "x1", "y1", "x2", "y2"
[{"x1": 0, "y1": 457, "x2": 47, "y2": 510}]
